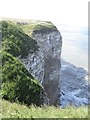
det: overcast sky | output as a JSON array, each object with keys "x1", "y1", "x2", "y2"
[{"x1": 0, "y1": 0, "x2": 89, "y2": 27}]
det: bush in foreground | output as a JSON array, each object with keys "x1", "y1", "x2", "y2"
[{"x1": 0, "y1": 51, "x2": 45, "y2": 106}]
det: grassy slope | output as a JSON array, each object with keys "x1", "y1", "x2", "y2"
[
  {"x1": 2, "y1": 20, "x2": 39, "y2": 58},
  {"x1": 16, "y1": 20, "x2": 57, "y2": 36},
  {"x1": 0, "y1": 18, "x2": 57, "y2": 36},
  {"x1": 1, "y1": 51, "x2": 44, "y2": 106},
  {"x1": 0, "y1": 100, "x2": 88, "y2": 118}
]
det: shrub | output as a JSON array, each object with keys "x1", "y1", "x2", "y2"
[
  {"x1": 2, "y1": 21, "x2": 39, "y2": 58},
  {"x1": 1, "y1": 51, "x2": 45, "y2": 106}
]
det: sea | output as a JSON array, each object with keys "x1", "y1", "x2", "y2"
[
  {"x1": 57, "y1": 24, "x2": 88, "y2": 71},
  {"x1": 56, "y1": 25, "x2": 89, "y2": 107}
]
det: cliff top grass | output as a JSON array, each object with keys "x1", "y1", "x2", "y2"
[
  {"x1": 18, "y1": 20, "x2": 57, "y2": 36},
  {"x1": 0, "y1": 18, "x2": 57, "y2": 36}
]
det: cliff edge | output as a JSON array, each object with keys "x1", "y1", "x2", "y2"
[{"x1": 20, "y1": 20, "x2": 62, "y2": 105}]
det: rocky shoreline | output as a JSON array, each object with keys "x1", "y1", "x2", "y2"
[{"x1": 60, "y1": 59, "x2": 89, "y2": 107}]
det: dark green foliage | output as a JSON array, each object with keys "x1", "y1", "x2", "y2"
[
  {"x1": 0, "y1": 20, "x2": 46, "y2": 106},
  {"x1": 1, "y1": 51, "x2": 44, "y2": 106},
  {"x1": 2, "y1": 21, "x2": 39, "y2": 58},
  {"x1": 33, "y1": 26, "x2": 57, "y2": 34}
]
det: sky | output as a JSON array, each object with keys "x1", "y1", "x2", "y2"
[{"x1": 0, "y1": 0, "x2": 89, "y2": 27}]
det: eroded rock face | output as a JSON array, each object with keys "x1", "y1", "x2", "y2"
[
  {"x1": 21, "y1": 26, "x2": 62, "y2": 105},
  {"x1": 60, "y1": 59, "x2": 89, "y2": 107}
]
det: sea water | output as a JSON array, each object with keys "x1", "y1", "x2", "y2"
[{"x1": 58, "y1": 24, "x2": 88, "y2": 71}]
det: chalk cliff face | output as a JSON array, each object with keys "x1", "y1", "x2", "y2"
[{"x1": 21, "y1": 22, "x2": 62, "y2": 105}]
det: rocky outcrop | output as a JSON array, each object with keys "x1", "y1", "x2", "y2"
[
  {"x1": 60, "y1": 59, "x2": 89, "y2": 107},
  {"x1": 21, "y1": 22, "x2": 62, "y2": 105}
]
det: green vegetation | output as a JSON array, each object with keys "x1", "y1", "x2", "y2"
[
  {"x1": 1, "y1": 99, "x2": 88, "y2": 118},
  {"x1": 2, "y1": 20, "x2": 39, "y2": 58},
  {"x1": 0, "y1": 51, "x2": 44, "y2": 106},
  {"x1": 18, "y1": 20, "x2": 57, "y2": 36},
  {"x1": 0, "y1": 20, "x2": 46, "y2": 106}
]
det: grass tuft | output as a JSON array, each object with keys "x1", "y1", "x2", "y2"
[{"x1": 1, "y1": 99, "x2": 88, "y2": 118}]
